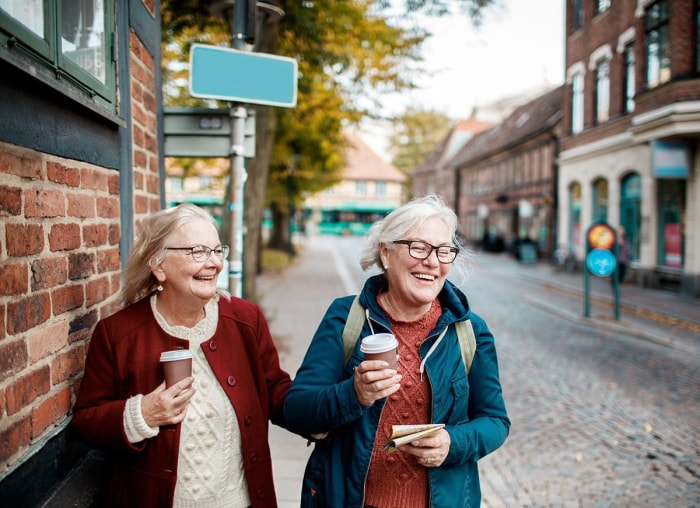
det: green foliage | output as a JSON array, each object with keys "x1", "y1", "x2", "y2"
[{"x1": 388, "y1": 106, "x2": 452, "y2": 176}]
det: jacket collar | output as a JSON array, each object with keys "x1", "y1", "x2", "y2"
[{"x1": 358, "y1": 274, "x2": 471, "y2": 329}]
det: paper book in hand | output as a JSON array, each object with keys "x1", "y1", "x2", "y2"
[{"x1": 381, "y1": 423, "x2": 445, "y2": 453}]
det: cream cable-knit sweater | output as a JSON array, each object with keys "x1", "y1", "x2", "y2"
[{"x1": 122, "y1": 295, "x2": 251, "y2": 508}]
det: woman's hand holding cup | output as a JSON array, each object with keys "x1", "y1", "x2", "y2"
[{"x1": 141, "y1": 377, "x2": 196, "y2": 427}]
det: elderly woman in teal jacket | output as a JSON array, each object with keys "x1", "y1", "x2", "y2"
[{"x1": 284, "y1": 195, "x2": 510, "y2": 508}]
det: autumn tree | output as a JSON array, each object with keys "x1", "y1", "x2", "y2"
[
  {"x1": 160, "y1": 0, "x2": 495, "y2": 299},
  {"x1": 387, "y1": 106, "x2": 452, "y2": 196}
]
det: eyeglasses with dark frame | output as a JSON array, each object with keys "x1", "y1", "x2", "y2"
[
  {"x1": 165, "y1": 245, "x2": 230, "y2": 263},
  {"x1": 392, "y1": 240, "x2": 459, "y2": 264}
]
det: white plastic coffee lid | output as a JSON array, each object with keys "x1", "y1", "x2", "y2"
[
  {"x1": 360, "y1": 333, "x2": 398, "y2": 354},
  {"x1": 160, "y1": 349, "x2": 193, "y2": 361}
]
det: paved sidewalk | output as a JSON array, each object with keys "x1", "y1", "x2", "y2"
[
  {"x1": 257, "y1": 238, "x2": 349, "y2": 508},
  {"x1": 257, "y1": 236, "x2": 699, "y2": 507}
]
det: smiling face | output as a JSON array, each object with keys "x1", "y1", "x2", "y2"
[
  {"x1": 380, "y1": 216, "x2": 453, "y2": 315},
  {"x1": 153, "y1": 217, "x2": 224, "y2": 310}
]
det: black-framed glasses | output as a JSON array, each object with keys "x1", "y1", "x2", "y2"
[
  {"x1": 165, "y1": 245, "x2": 229, "y2": 263},
  {"x1": 392, "y1": 240, "x2": 459, "y2": 264}
]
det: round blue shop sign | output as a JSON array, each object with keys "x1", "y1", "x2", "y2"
[{"x1": 586, "y1": 248, "x2": 617, "y2": 277}]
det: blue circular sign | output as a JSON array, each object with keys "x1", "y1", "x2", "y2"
[{"x1": 586, "y1": 248, "x2": 617, "y2": 277}]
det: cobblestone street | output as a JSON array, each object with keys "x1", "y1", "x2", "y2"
[{"x1": 262, "y1": 236, "x2": 699, "y2": 507}]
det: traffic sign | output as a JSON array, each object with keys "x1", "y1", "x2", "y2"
[
  {"x1": 189, "y1": 44, "x2": 297, "y2": 107},
  {"x1": 586, "y1": 248, "x2": 617, "y2": 277}
]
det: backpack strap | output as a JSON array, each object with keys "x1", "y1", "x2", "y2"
[
  {"x1": 342, "y1": 295, "x2": 365, "y2": 366},
  {"x1": 342, "y1": 295, "x2": 477, "y2": 375},
  {"x1": 455, "y1": 319, "x2": 477, "y2": 374}
]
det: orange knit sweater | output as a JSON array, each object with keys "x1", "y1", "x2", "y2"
[{"x1": 363, "y1": 297, "x2": 442, "y2": 508}]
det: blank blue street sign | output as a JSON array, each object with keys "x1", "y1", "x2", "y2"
[{"x1": 190, "y1": 44, "x2": 297, "y2": 108}]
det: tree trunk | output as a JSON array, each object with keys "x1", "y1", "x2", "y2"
[{"x1": 242, "y1": 10, "x2": 281, "y2": 301}]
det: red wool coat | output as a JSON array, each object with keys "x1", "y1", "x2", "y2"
[{"x1": 71, "y1": 296, "x2": 292, "y2": 508}]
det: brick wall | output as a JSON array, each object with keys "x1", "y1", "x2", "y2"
[
  {"x1": 0, "y1": 18, "x2": 162, "y2": 484},
  {"x1": 130, "y1": 29, "x2": 162, "y2": 221},
  {"x1": 0, "y1": 142, "x2": 122, "y2": 473}
]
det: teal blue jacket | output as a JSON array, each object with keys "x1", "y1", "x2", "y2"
[{"x1": 284, "y1": 275, "x2": 510, "y2": 507}]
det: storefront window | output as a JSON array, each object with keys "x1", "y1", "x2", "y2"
[
  {"x1": 569, "y1": 182, "x2": 582, "y2": 257},
  {"x1": 592, "y1": 178, "x2": 608, "y2": 223},
  {"x1": 620, "y1": 172, "x2": 641, "y2": 261},
  {"x1": 657, "y1": 179, "x2": 685, "y2": 268}
]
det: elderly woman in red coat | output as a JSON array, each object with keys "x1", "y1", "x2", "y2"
[{"x1": 72, "y1": 203, "x2": 292, "y2": 508}]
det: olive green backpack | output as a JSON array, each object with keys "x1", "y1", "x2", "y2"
[{"x1": 341, "y1": 295, "x2": 477, "y2": 375}]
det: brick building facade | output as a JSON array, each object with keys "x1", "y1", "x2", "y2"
[
  {"x1": 0, "y1": 1, "x2": 163, "y2": 505},
  {"x1": 558, "y1": 0, "x2": 700, "y2": 297}
]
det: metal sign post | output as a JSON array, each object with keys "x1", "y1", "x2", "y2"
[
  {"x1": 584, "y1": 223, "x2": 619, "y2": 320},
  {"x1": 188, "y1": 2, "x2": 296, "y2": 298}
]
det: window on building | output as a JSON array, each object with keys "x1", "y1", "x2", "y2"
[
  {"x1": 171, "y1": 177, "x2": 184, "y2": 192},
  {"x1": 623, "y1": 43, "x2": 635, "y2": 113},
  {"x1": 595, "y1": 58, "x2": 610, "y2": 123},
  {"x1": 620, "y1": 172, "x2": 641, "y2": 261},
  {"x1": 596, "y1": 0, "x2": 611, "y2": 14},
  {"x1": 645, "y1": 0, "x2": 670, "y2": 88},
  {"x1": 592, "y1": 178, "x2": 608, "y2": 223},
  {"x1": 375, "y1": 181, "x2": 386, "y2": 196},
  {"x1": 572, "y1": 0, "x2": 583, "y2": 30},
  {"x1": 571, "y1": 72, "x2": 584, "y2": 134},
  {"x1": 0, "y1": 1, "x2": 115, "y2": 106},
  {"x1": 198, "y1": 176, "x2": 213, "y2": 190},
  {"x1": 356, "y1": 181, "x2": 367, "y2": 196},
  {"x1": 569, "y1": 182, "x2": 582, "y2": 257},
  {"x1": 657, "y1": 179, "x2": 685, "y2": 268}
]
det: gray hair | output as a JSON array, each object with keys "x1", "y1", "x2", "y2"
[
  {"x1": 359, "y1": 194, "x2": 471, "y2": 282},
  {"x1": 121, "y1": 203, "x2": 220, "y2": 306}
]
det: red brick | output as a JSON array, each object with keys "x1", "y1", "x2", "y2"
[
  {"x1": 96, "y1": 196, "x2": 120, "y2": 218},
  {"x1": 108, "y1": 223, "x2": 120, "y2": 245},
  {"x1": 0, "y1": 151, "x2": 41, "y2": 179},
  {"x1": 97, "y1": 248, "x2": 120, "y2": 273},
  {"x1": 52, "y1": 346, "x2": 85, "y2": 384},
  {"x1": 24, "y1": 189, "x2": 65, "y2": 218},
  {"x1": 0, "y1": 303, "x2": 5, "y2": 340},
  {"x1": 66, "y1": 192, "x2": 95, "y2": 218},
  {"x1": 27, "y1": 320, "x2": 68, "y2": 363},
  {"x1": 68, "y1": 252, "x2": 95, "y2": 280},
  {"x1": 5, "y1": 365, "x2": 50, "y2": 415},
  {"x1": 31, "y1": 396, "x2": 58, "y2": 438},
  {"x1": 6, "y1": 223, "x2": 44, "y2": 256},
  {"x1": 31, "y1": 257, "x2": 68, "y2": 291},
  {"x1": 31, "y1": 388, "x2": 70, "y2": 438},
  {"x1": 51, "y1": 284, "x2": 85, "y2": 315},
  {"x1": 107, "y1": 173, "x2": 120, "y2": 195},
  {"x1": 0, "y1": 418, "x2": 31, "y2": 463},
  {"x1": 49, "y1": 222, "x2": 81, "y2": 251},
  {"x1": 83, "y1": 223, "x2": 108, "y2": 247},
  {"x1": 7, "y1": 293, "x2": 51, "y2": 334},
  {"x1": 0, "y1": 185, "x2": 22, "y2": 216},
  {"x1": 0, "y1": 339, "x2": 28, "y2": 379},
  {"x1": 86, "y1": 276, "x2": 111, "y2": 307},
  {"x1": 47, "y1": 161, "x2": 80, "y2": 187},
  {"x1": 0, "y1": 263, "x2": 28, "y2": 296},
  {"x1": 80, "y1": 168, "x2": 109, "y2": 191}
]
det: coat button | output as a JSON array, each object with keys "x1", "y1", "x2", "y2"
[
  {"x1": 227, "y1": 376, "x2": 236, "y2": 386},
  {"x1": 245, "y1": 415, "x2": 252, "y2": 426},
  {"x1": 209, "y1": 341, "x2": 218, "y2": 351},
  {"x1": 256, "y1": 489, "x2": 265, "y2": 499},
  {"x1": 250, "y1": 453, "x2": 258, "y2": 464}
]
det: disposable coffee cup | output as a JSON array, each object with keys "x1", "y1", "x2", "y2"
[
  {"x1": 361, "y1": 333, "x2": 398, "y2": 369},
  {"x1": 160, "y1": 349, "x2": 193, "y2": 387}
]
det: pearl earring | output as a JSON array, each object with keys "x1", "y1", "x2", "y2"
[{"x1": 157, "y1": 284, "x2": 163, "y2": 292}]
